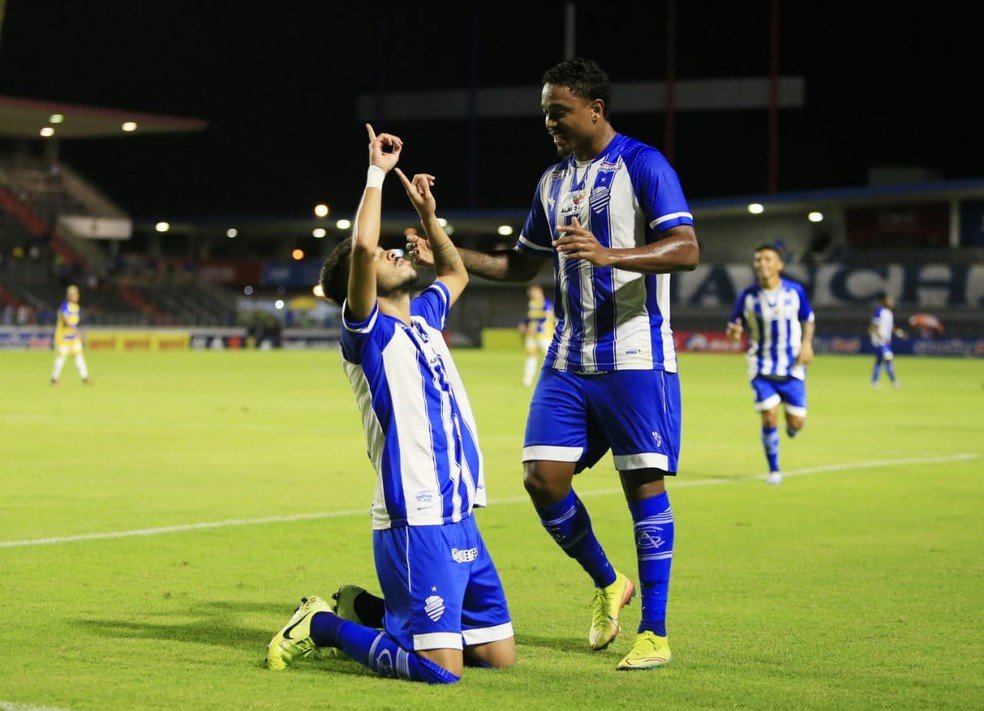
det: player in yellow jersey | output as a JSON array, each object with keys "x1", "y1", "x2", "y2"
[
  {"x1": 51, "y1": 285, "x2": 90, "y2": 385},
  {"x1": 518, "y1": 284, "x2": 555, "y2": 387}
]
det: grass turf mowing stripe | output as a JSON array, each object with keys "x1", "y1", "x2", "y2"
[{"x1": 0, "y1": 453, "x2": 975, "y2": 550}]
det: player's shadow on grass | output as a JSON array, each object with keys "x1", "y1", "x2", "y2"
[{"x1": 78, "y1": 600, "x2": 292, "y2": 651}]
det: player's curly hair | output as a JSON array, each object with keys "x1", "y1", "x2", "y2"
[
  {"x1": 542, "y1": 57, "x2": 612, "y2": 119},
  {"x1": 319, "y1": 237, "x2": 352, "y2": 305}
]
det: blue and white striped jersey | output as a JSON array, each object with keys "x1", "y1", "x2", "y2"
[
  {"x1": 870, "y1": 306, "x2": 894, "y2": 346},
  {"x1": 516, "y1": 133, "x2": 694, "y2": 374},
  {"x1": 732, "y1": 278, "x2": 815, "y2": 380},
  {"x1": 340, "y1": 282, "x2": 486, "y2": 530}
]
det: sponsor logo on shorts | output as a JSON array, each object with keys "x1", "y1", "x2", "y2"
[
  {"x1": 424, "y1": 595, "x2": 446, "y2": 622},
  {"x1": 651, "y1": 430, "x2": 663, "y2": 448},
  {"x1": 451, "y1": 547, "x2": 478, "y2": 563}
]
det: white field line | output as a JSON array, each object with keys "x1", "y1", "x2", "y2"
[
  {"x1": 0, "y1": 453, "x2": 977, "y2": 550},
  {"x1": 0, "y1": 702, "x2": 73, "y2": 711}
]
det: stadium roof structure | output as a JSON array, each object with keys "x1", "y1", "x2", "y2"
[{"x1": 0, "y1": 95, "x2": 207, "y2": 140}]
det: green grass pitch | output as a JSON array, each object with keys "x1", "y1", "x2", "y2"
[{"x1": 1, "y1": 349, "x2": 981, "y2": 709}]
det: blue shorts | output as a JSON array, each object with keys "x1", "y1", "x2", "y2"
[
  {"x1": 372, "y1": 516, "x2": 513, "y2": 652},
  {"x1": 522, "y1": 368, "x2": 681, "y2": 475},
  {"x1": 874, "y1": 345, "x2": 894, "y2": 361},
  {"x1": 751, "y1": 375, "x2": 807, "y2": 417}
]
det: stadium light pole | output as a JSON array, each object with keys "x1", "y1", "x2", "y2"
[
  {"x1": 768, "y1": 0, "x2": 780, "y2": 193},
  {"x1": 664, "y1": 0, "x2": 677, "y2": 165},
  {"x1": 564, "y1": 2, "x2": 576, "y2": 58}
]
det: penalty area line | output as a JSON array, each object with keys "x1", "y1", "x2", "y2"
[{"x1": 0, "y1": 452, "x2": 977, "y2": 550}]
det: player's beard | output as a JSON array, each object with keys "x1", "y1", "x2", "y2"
[{"x1": 377, "y1": 271, "x2": 419, "y2": 298}]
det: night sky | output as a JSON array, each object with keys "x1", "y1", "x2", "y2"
[{"x1": 1, "y1": 1, "x2": 981, "y2": 222}]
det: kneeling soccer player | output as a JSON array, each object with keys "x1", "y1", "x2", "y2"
[{"x1": 265, "y1": 125, "x2": 515, "y2": 683}]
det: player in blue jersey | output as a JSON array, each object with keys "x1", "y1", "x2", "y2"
[
  {"x1": 518, "y1": 284, "x2": 555, "y2": 386},
  {"x1": 726, "y1": 244, "x2": 815, "y2": 485},
  {"x1": 868, "y1": 292, "x2": 904, "y2": 389},
  {"x1": 266, "y1": 125, "x2": 515, "y2": 684},
  {"x1": 408, "y1": 58, "x2": 698, "y2": 670}
]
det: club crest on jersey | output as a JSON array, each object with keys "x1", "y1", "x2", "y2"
[
  {"x1": 424, "y1": 595, "x2": 446, "y2": 622},
  {"x1": 590, "y1": 186, "x2": 610, "y2": 212}
]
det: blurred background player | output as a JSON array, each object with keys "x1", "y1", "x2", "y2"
[
  {"x1": 51, "y1": 284, "x2": 90, "y2": 385},
  {"x1": 266, "y1": 125, "x2": 514, "y2": 684},
  {"x1": 727, "y1": 244, "x2": 815, "y2": 485},
  {"x1": 869, "y1": 293, "x2": 905, "y2": 389},
  {"x1": 518, "y1": 284, "x2": 555, "y2": 387}
]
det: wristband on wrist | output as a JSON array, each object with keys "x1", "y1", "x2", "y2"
[{"x1": 366, "y1": 165, "x2": 385, "y2": 189}]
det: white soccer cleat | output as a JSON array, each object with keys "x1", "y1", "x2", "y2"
[{"x1": 767, "y1": 471, "x2": 783, "y2": 485}]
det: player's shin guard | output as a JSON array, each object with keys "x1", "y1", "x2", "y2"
[
  {"x1": 523, "y1": 356, "x2": 538, "y2": 386},
  {"x1": 536, "y1": 490, "x2": 616, "y2": 588},
  {"x1": 52, "y1": 354, "x2": 67, "y2": 380},
  {"x1": 310, "y1": 614, "x2": 459, "y2": 684},
  {"x1": 762, "y1": 426, "x2": 780, "y2": 472},
  {"x1": 75, "y1": 353, "x2": 89, "y2": 380},
  {"x1": 629, "y1": 492, "x2": 674, "y2": 637},
  {"x1": 885, "y1": 361, "x2": 896, "y2": 383}
]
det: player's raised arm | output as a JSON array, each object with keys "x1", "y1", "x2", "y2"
[
  {"x1": 347, "y1": 124, "x2": 403, "y2": 322},
  {"x1": 395, "y1": 168, "x2": 469, "y2": 305}
]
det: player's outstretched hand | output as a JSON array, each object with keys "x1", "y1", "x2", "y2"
[
  {"x1": 395, "y1": 169, "x2": 437, "y2": 217},
  {"x1": 366, "y1": 123, "x2": 402, "y2": 173},
  {"x1": 726, "y1": 320, "x2": 744, "y2": 341}
]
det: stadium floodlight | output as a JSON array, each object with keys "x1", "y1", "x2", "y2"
[
  {"x1": 244, "y1": 285, "x2": 253, "y2": 295},
  {"x1": 314, "y1": 204, "x2": 330, "y2": 218},
  {"x1": 808, "y1": 211, "x2": 824, "y2": 223},
  {"x1": 226, "y1": 228, "x2": 238, "y2": 238},
  {"x1": 336, "y1": 219, "x2": 352, "y2": 230},
  {"x1": 497, "y1": 225, "x2": 514, "y2": 236},
  {"x1": 312, "y1": 228, "x2": 326, "y2": 238},
  {"x1": 155, "y1": 222, "x2": 170, "y2": 233},
  {"x1": 437, "y1": 218, "x2": 448, "y2": 227},
  {"x1": 292, "y1": 249, "x2": 305, "y2": 260},
  {"x1": 49, "y1": 114, "x2": 64, "y2": 124},
  {"x1": 274, "y1": 299, "x2": 285, "y2": 310},
  {"x1": 313, "y1": 284, "x2": 324, "y2": 297},
  {"x1": 122, "y1": 122, "x2": 137, "y2": 132},
  {"x1": 747, "y1": 203, "x2": 765, "y2": 214},
  {"x1": 39, "y1": 127, "x2": 55, "y2": 137}
]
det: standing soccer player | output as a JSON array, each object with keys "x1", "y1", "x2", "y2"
[
  {"x1": 266, "y1": 125, "x2": 515, "y2": 684},
  {"x1": 518, "y1": 284, "x2": 555, "y2": 387},
  {"x1": 726, "y1": 244, "x2": 815, "y2": 485},
  {"x1": 50, "y1": 284, "x2": 90, "y2": 385},
  {"x1": 409, "y1": 58, "x2": 698, "y2": 670},
  {"x1": 869, "y1": 292, "x2": 904, "y2": 388}
]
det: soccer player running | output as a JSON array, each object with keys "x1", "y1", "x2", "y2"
[
  {"x1": 410, "y1": 58, "x2": 698, "y2": 670},
  {"x1": 868, "y1": 292, "x2": 904, "y2": 388},
  {"x1": 266, "y1": 125, "x2": 515, "y2": 683},
  {"x1": 726, "y1": 244, "x2": 815, "y2": 485},
  {"x1": 518, "y1": 283, "x2": 555, "y2": 387},
  {"x1": 50, "y1": 284, "x2": 90, "y2": 385}
]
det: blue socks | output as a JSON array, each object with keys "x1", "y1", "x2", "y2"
[
  {"x1": 762, "y1": 426, "x2": 780, "y2": 472},
  {"x1": 629, "y1": 492, "x2": 674, "y2": 637},
  {"x1": 310, "y1": 613, "x2": 460, "y2": 684},
  {"x1": 885, "y1": 361, "x2": 897, "y2": 383},
  {"x1": 536, "y1": 490, "x2": 616, "y2": 588}
]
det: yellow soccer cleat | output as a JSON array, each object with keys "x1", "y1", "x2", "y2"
[
  {"x1": 616, "y1": 630, "x2": 672, "y2": 670},
  {"x1": 588, "y1": 571, "x2": 635, "y2": 650},
  {"x1": 266, "y1": 596, "x2": 332, "y2": 670}
]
